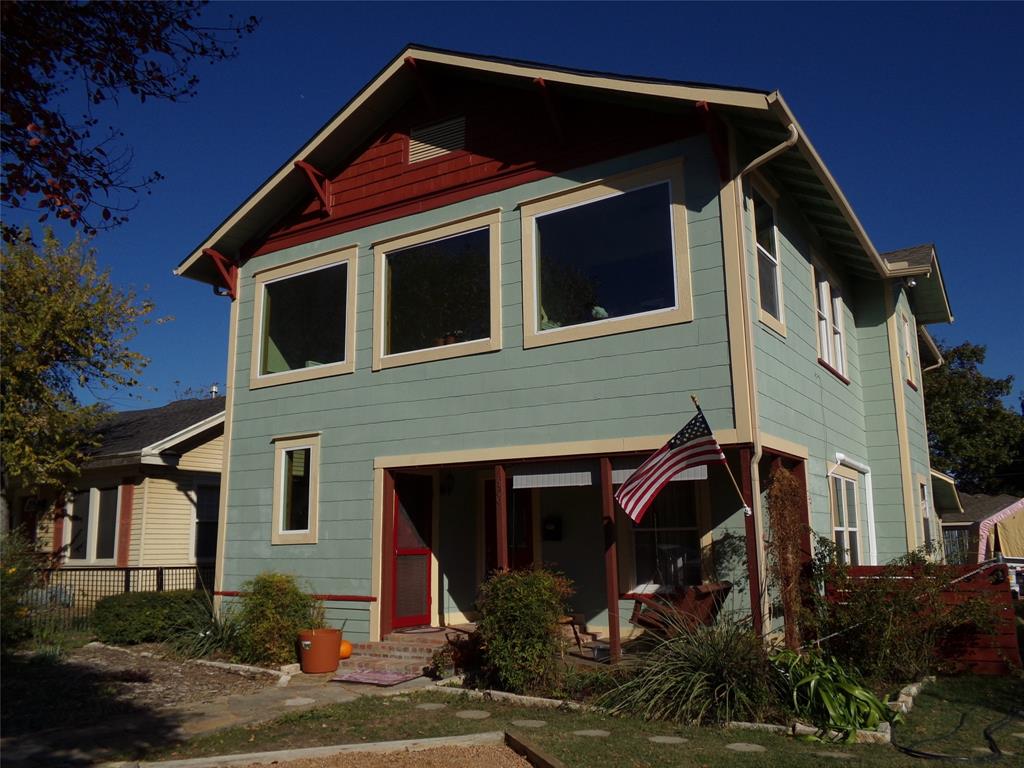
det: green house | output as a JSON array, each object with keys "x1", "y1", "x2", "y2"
[{"x1": 176, "y1": 47, "x2": 953, "y2": 655}]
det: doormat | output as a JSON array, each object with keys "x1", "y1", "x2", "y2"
[
  {"x1": 332, "y1": 670, "x2": 421, "y2": 686},
  {"x1": 395, "y1": 626, "x2": 445, "y2": 634}
]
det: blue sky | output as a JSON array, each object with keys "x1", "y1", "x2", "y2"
[{"x1": 9, "y1": 1, "x2": 1023, "y2": 410}]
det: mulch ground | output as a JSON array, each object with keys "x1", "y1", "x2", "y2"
[{"x1": 238, "y1": 745, "x2": 531, "y2": 768}]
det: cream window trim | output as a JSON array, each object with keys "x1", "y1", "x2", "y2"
[
  {"x1": 271, "y1": 434, "x2": 320, "y2": 545},
  {"x1": 811, "y1": 260, "x2": 847, "y2": 379},
  {"x1": 249, "y1": 245, "x2": 358, "y2": 390},
  {"x1": 749, "y1": 181, "x2": 786, "y2": 337},
  {"x1": 829, "y1": 472, "x2": 860, "y2": 566},
  {"x1": 917, "y1": 474, "x2": 938, "y2": 559},
  {"x1": 372, "y1": 210, "x2": 502, "y2": 371},
  {"x1": 902, "y1": 312, "x2": 918, "y2": 389},
  {"x1": 64, "y1": 486, "x2": 121, "y2": 566},
  {"x1": 519, "y1": 159, "x2": 693, "y2": 349}
]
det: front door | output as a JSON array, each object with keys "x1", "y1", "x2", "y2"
[{"x1": 392, "y1": 473, "x2": 433, "y2": 629}]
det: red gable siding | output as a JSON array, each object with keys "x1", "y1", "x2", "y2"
[{"x1": 250, "y1": 79, "x2": 707, "y2": 259}]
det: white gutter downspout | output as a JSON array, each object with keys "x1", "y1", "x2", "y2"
[
  {"x1": 734, "y1": 119, "x2": 799, "y2": 631},
  {"x1": 832, "y1": 453, "x2": 878, "y2": 566}
]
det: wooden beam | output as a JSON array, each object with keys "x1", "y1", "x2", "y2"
[
  {"x1": 494, "y1": 464, "x2": 508, "y2": 570},
  {"x1": 533, "y1": 77, "x2": 564, "y2": 144},
  {"x1": 293, "y1": 160, "x2": 330, "y2": 213},
  {"x1": 738, "y1": 447, "x2": 763, "y2": 634},
  {"x1": 696, "y1": 101, "x2": 731, "y2": 183},
  {"x1": 403, "y1": 56, "x2": 437, "y2": 113},
  {"x1": 380, "y1": 470, "x2": 395, "y2": 639},
  {"x1": 202, "y1": 248, "x2": 238, "y2": 300},
  {"x1": 600, "y1": 457, "x2": 621, "y2": 663}
]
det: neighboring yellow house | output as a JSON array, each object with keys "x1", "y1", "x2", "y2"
[{"x1": 43, "y1": 397, "x2": 225, "y2": 578}]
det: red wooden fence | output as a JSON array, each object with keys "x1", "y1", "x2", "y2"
[{"x1": 827, "y1": 563, "x2": 1021, "y2": 676}]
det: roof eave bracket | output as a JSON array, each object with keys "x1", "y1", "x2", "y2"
[
  {"x1": 695, "y1": 102, "x2": 730, "y2": 183},
  {"x1": 403, "y1": 56, "x2": 438, "y2": 114},
  {"x1": 293, "y1": 160, "x2": 331, "y2": 215},
  {"x1": 203, "y1": 247, "x2": 238, "y2": 301},
  {"x1": 533, "y1": 78, "x2": 565, "y2": 145}
]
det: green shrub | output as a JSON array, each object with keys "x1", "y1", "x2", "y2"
[
  {"x1": 93, "y1": 590, "x2": 199, "y2": 644},
  {"x1": 602, "y1": 613, "x2": 782, "y2": 725},
  {"x1": 475, "y1": 568, "x2": 572, "y2": 694},
  {"x1": 772, "y1": 649, "x2": 897, "y2": 741},
  {"x1": 232, "y1": 572, "x2": 324, "y2": 667},
  {"x1": 167, "y1": 591, "x2": 240, "y2": 659},
  {"x1": 1, "y1": 528, "x2": 48, "y2": 651}
]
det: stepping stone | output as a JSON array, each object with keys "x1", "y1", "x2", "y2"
[
  {"x1": 815, "y1": 751, "x2": 855, "y2": 760},
  {"x1": 1013, "y1": 733, "x2": 1024, "y2": 740},
  {"x1": 572, "y1": 729, "x2": 610, "y2": 737},
  {"x1": 511, "y1": 719, "x2": 546, "y2": 728},
  {"x1": 284, "y1": 697, "x2": 316, "y2": 707},
  {"x1": 726, "y1": 742, "x2": 767, "y2": 753},
  {"x1": 390, "y1": 696, "x2": 410, "y2": 702},
  {"x1": 416, "y1": 702, "x2": 448, "y2": 711},
  {"x1": 648, "y1": 735, "x2": 688, "y2": 744},
  {"x1": 455, "y1": 709, "x2": 492, "y2": 720}
]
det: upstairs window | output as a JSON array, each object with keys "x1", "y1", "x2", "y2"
[
  {"x1": 814, "y1": 265, "x2": 847, "y2": 379},
  {"x1": 373, "y1": 211, "x2": 501, "y2": 370},
  {"x1": 520, "y1": 161, "x2": 692, "y2": 348},
  {"x1": 830, "y1": 474, "x2": 859, "y2": 566},
  {"x1": 752, "y1": 188, "x2": 784, "y2": 332},
  {"x1": 250, "y1": 247, "x2": 358, "y2": 389}
]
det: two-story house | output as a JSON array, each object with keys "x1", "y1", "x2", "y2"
[{"x1": 175, "y1": 47, "x2": 952, "y2": 658}]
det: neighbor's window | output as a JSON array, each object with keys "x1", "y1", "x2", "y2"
[
  {"x1": 271, "y1": 435, "x2": 320, "y2": 545},
  {"x1": 193, "y1": 484, "x2": 219, "y2": 563},
  {"x1": 814, "y1": 265, "x2": 847, "y2": 378},
  {"x1": 250, "y1": 246, "x2": 358, "y2": 389},
  {"x1": 520, "y1": 161, "x2": 692, "y2": 348},
  {"x1": 67, "y1": 487, "x2": 119, "y2": 563},
  {"x1": 830, "y1": 474, "x2": 859, "y2": 566},
  {"x1": 629, "y1": 483, "x2": 702, "y2": 590},
  {"x1": 943, "y1": 526, "x2": 970, "y2": 564},
  {"x1": 372, "y1": 211, "x2": 501, "y2": 369},
  {"x1": 752, "y1": 188, "x2": 783, "y2": 328}
]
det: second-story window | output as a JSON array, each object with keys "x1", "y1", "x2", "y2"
[
  {"x1": 752, "y1": 189, "x2": 784, "y2": 329},
  {"x1": 814, "y1": 265, "x2": 846, "y2": 378},
  {"x1": 372, "y1": 211, "x2": 502, "y2": 370}
]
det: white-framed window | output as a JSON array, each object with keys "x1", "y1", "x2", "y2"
[
  {"x1": 193, "y1": 484, "x2": 220, "y2": 563},
  {"x1": 814, "y1": 264, "x2": 847, "y2": 379},
  {"x1": 829, "y1": 473, "x2": 859, "y2": 566},
  {"x1": 372, "y1": 210, "x2": 502, "y2": 370},
  {"x1": 250, "y1": 246, "x2": 358, "y2": 389},
  {"x1": 919, "y1": 480, "x2": 936, "y2": 557},
  {"x1": 271, "y1": 434, "x2": 320, "y2": 545},
  {"x1": 66, "y1": 487, "x2": 120, "y2": 564},
  {"x1": 751, "y1": 186, "x2": 784, "y2": 333},
  {"x1": 902, "y1": 312, "x2": 917, "y2": 389},
  {"x1": 519, "y1": 160, "x2": 693, "y2": 349}
]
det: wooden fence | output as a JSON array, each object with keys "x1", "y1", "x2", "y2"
[
  {"x1": 827, "y1": 562, "x2": 1021, "y2": 675},
  {"x1": 28, "y1": 565, "x2": 215, "y2": 631}
]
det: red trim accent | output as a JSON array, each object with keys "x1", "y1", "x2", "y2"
[
  {"x1": 116, "y1": 482, "x2": 134, "y2": 567},
  {"x1": 906, "y1": 379, "x2": 919, "y2": 392},
  {"x1": 494, "y1": 464, "x2": 508, "y2": 571},
  {"x1": 696, "y1": 101, "x2": 731, "y2": 183},
  {"x1": 294, "y1": 160, "x2": 330, "y2": 213},
  {"x1": 817, "y1": 358, "x2": 851, "y2": 385},
  {"x1": 203, "y1": 248, "x2": 238, "y2": 300},
  {"x1": 380, "y1": 470, "x2": 395, "y2": 638},
  {"x1": 600, "y1": 457, "x2": 621, "y2": 663},
  {"x1": 533, "y1": 77, "x2": 564, "y2": 144},
  {"x1": 215, "y1": 590, "x2": 376, "y2": 602},
  {"x1": 51, "y1": 504, "x2": 65, "y2": 557},
  {"x1": 403, "y1": 56, "x2": 436, "y2": 113}
]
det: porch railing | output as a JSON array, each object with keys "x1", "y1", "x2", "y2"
[{"x1": 29, "y1": 565, "x2": 215, "y2": 631}]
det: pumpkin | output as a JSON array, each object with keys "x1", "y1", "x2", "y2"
[{"x1": 339, "y1": 639, "x2": 353, "y2": 660}]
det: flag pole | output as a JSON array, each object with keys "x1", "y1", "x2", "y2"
[{"x1": 690, "y1": 394, "x2": 752, "y2": 517}]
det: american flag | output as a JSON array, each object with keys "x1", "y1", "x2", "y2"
[{"x1": 614, "y1": 410, "x2": 726, "y2": 524}]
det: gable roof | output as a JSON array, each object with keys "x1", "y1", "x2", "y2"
[
  {"x1": 86, "y1": 397, "x2": 225, "y2": 467},
  {"x1": 880, "y1": 243, "x2": 953, "y2": 324},
  {"x1": 940, "y1": 492, "x2": 1022, "y2": 525},
  {"x1": 175, "y1": 44, "x2": 948, "y2": 300}
]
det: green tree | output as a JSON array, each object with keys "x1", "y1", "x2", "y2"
[
  {"x1": 923, "y1": 340, "x2": 1024, "y2": 494},
  {"x1": 1, "y1": 1, "x2": 258, "y2": 241},
  {"x1": 0, "y1": 231, "x2": 153, "y2": 528}
]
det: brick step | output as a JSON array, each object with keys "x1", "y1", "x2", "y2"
[
  {"x1": 351, "y1": 642, "x2": 439, "y2": 656},
  {"x1": 382, "y1": 633, "x2": 451, "y2": 647},
  {"x1": 339, "y1": 659, "x2": 427, "y2": 675}
]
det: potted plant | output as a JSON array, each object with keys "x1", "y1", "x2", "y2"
[{"x1": 296, "y1": 598, "x2": 336, "y2": 674}]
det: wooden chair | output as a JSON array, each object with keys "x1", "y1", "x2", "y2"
[{"x1": 628, "y1": 581, "x2": 732, "y2": 634}]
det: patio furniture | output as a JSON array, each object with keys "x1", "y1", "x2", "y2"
[{"x1": 628, "y1": 581, "x2": 732, "y2": 634}]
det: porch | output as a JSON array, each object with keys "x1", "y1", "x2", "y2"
[{"x1": 376, "y1": 446, "x2": 807, "y2": 660}]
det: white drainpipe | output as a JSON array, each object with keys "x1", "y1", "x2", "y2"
[{"x1": 833, "y1": 452, "x2": 878, "y2": 565}]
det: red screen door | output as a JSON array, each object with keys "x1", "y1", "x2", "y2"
[{"x1": 392, "y1": 473, "x2": 433, "y2": 629}]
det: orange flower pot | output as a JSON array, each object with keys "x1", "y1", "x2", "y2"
[{"x1": 297, "y1": 628, "x2": 341, "y2": 674}]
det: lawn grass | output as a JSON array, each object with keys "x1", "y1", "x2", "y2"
[{"x1": 149, "y1": 676, "x2": 1023, "y2": 767}]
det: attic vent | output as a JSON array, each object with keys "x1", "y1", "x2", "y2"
[{"x1": 408, "y1": 117, "x2": 465, "y2": 163}]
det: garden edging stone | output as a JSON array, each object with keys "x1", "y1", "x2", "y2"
[{"x1": 433, "y1": 679, "x2": 599, "y2": 712}]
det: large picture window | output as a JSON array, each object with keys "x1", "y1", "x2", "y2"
[
  {"x1": 373, "y1": 211, "x2": 501, "y2": 370},
  {"x1": 250, "y1": 246, "x2": 358, "y2": 389},
  {"x1": 271, "y1": 434, "x2": 320, "y2": 545},
  {"x1": 520, "y1": 161, "x2": 692, "y2": 348},
  {"x1": 67, "y1": 487, "x2": 119, "y2": 563}
]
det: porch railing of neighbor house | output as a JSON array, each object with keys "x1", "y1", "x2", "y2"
[{"x1": 28, "y1": 565, "x2": 215, "y2": 631}]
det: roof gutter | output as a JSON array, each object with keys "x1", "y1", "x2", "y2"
[{"x1": 740, "y1": 122, "x2": 798, "y2": 177}]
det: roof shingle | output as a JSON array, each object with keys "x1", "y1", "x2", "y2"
[{"x1": 91, "y1": 397, "x2": 225, "y2": 458}]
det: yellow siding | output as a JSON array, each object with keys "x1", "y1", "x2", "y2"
[
  {"x1": 177, "y1": 431, "x2": 224, "y2": 473},
  {"x1": 128, "y1": 478, "x2": 145, "y2": 565},
  {"x1": 140, "y1": 472, "x2": 196, "y2": 565}
]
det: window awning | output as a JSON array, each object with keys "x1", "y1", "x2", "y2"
[{"x1": 930, "y1": 470, "x2": 962, "y2": 517}]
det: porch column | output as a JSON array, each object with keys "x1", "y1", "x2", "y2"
[
  {"x1": 600, "y1": 457, "x2": 622, "y2": 663},
  {"x1": 494, "y1": 464, "x2": 508, "y2": 570},
  {"x1": 380, "y1": 470, "x2": 395, "y2": 638},
  {"x1": 738, "y1": 447, "x2": 764, "y2": 635}
]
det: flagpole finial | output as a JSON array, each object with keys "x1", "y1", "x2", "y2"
[{"x1": 690, "y1": 393, "x2": 700, "y2": 410}]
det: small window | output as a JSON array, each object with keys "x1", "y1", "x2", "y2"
[
  {"x1": 250, "y1": 246, "x2": 358, "y2": 389},
  {"x1": 373, "y1": 211, "x2": 501, "y2": 370},
  {"x1": 194, "y1": 485, "x2": 219, "y2": 563},
  {"x1": 943, "y1": 526, "x2": 970, "y2": 564},
  {"x1": 271, "y1": 435, "x2": 320, "y2": 545},
  {"x1": 830, "y1": 475, "x2": 859, "y2": 566},
  {"x1": 902, "y1": 313, "x2": 917, "y2": 388},
  {"x1": 66, "y1": 487, "x2": 119, "y2": 563},
  {"x1": 520, "y1": 161, "x2": 692, "y2": 348},
  {"x1": 752, "y1": 188, "x2": 784, "y2": 332},
  {"x1": 814, "y1": 265, "x2": 847, "y2": 379},
  {"x1": 624, "y1": 483, "x2": 703, "y2": 591}
]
